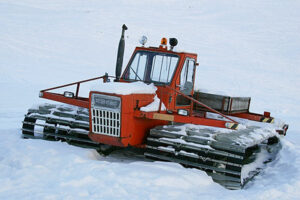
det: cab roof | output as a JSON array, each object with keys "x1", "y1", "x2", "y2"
[{"x1": 135, "y1": 46, "x2": 198, "y2": 57}]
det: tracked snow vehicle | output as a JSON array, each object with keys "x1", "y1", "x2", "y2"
[{"x1": 22, "y1": 25, "x2": 288, "y2": 189}]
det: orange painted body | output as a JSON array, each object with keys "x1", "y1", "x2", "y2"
[
  {"x1": 39, "y1": 44, "x2": 281, "y2": 148},
  {"x1": 88, "y1": 92, "x2": 168, "y2": 147}
]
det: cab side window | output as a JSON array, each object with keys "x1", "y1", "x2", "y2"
[
  {"x1": 180, "y1": 59, "x2": 195, "y2": 95},
  {"x1": 176, "y1": 58, "x2": 195, "y2": 105}
]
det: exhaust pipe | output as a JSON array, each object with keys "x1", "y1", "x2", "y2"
[{"x1": 115, "y1": 24, "x2": 128, "y2": 82}]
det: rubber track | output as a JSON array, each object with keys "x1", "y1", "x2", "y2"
[
  {"x1": 145, "y1": 125, "x2": 281, "y2": 190},
  {"x1": 22, "y1": 104, "x2": 100, "y2": 149}
]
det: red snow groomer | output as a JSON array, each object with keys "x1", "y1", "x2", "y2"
[{"x1": 22, "y1": 25, "x2": 288, "y2": 189}]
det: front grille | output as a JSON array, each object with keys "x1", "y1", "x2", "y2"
[{"x1": 91, "y1": 108, "x2": 121, "y2": 137}]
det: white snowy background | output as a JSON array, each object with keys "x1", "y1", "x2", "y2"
[{"x1": 1, "y1": 0, "x2": 300, "y2": 199}]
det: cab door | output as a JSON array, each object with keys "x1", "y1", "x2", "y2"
[{"x1": 176, "y1": 58, "x2": 196, "y2": 107}]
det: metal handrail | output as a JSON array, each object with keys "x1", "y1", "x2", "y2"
[
  {"x1": 40, "y1": 74, "x2": 116, "y2": 98},
  {"x1": 41, "y1": 75, "x2": 112, "y2": 92}
]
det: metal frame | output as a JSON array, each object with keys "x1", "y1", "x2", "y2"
[{"x1": 40, "y1": 75, "x2": 113, "y2": 108}]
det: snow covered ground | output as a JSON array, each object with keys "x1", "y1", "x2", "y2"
[{"x1": 0, "y1": 0, "x2": 300, "y2": 199}]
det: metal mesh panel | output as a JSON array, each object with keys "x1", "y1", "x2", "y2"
[{"x1": 91, "y1": 108, "x2": 121, "y2": 137}]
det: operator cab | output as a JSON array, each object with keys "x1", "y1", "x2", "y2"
[{"x1": 121, "y1": 38, "x2": 198, "y2": 113}]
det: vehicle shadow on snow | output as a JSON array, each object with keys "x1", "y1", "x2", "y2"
[{"x1": 87, "y1": 147, "x2": 153, "y2": 164}]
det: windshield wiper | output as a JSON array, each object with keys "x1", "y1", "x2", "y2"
[{"x1": 129, "y1": 67, "x2": 142, "y2": 81}]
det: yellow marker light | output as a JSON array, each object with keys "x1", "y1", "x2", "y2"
[{"x1": 161, "y1": 38, "x2": 167, "y2": 45}]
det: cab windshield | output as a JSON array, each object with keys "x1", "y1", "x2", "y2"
[{"x1": 123, "y1": 50, "x2": 179, "y2": 84}]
